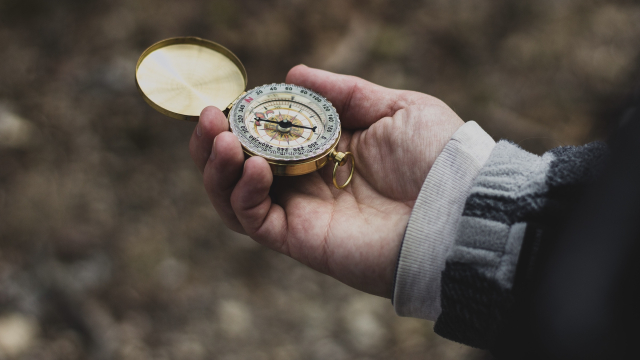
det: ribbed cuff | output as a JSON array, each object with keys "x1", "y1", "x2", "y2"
[{"x1": 393, "y1": 121, "x2": 496, "y2": 321}]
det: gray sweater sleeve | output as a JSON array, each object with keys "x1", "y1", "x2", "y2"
[{"x1": 434, "y1": 140, "x2": 609, "y2": 349}]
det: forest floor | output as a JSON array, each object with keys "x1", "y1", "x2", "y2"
[{"x1": 1, "y1": 0, "x2": 639, "y2": 359}]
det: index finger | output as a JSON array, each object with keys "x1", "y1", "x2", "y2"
[
  {"x1": 189, "y1": 106, "x2": 230, "y2": 173},
  {"x1": 285, "y1": 65, "x2": 426, "y2": 129}
]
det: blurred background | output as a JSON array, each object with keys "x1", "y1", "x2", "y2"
[{"x1": 1, "y1": 0, "x2": 639, "y2": 359}]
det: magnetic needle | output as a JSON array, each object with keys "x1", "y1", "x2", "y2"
[{"x1": 135, "y1": 37, "x2": 355, "y2": 189}]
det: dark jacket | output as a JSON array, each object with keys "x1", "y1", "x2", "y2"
[{"x1": 435, "y1": 95, "x2": 640, "y2": 359}]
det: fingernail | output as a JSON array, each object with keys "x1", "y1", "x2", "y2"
[
  {"x1": 196, "y1": 122, "x2": 202, "y2": 137},
  {"x1": 210, "y1": 137, "x2": 217, "y2": 161}
]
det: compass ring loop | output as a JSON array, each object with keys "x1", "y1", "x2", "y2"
[{"x1": 332, "y1": 152, "x2": 355, "y2": 189}]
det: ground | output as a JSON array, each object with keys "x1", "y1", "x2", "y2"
[{"x1": 1, "y1": 0, "x2": 639, "y2": 359}]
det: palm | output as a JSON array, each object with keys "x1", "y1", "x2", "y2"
[
  {"x1": 270, "y1": 103, "x2": 460, "y2": 297},
  {"x1": 190, "y1": 65, "x2": 463, "y2": 298}
]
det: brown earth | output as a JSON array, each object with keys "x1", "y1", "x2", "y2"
[{"x1": 1, "y1": 0, "x2": 639, "y2": 359}]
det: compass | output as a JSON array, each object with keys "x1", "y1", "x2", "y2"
[{"x1": 135, "y1": 37, "x2": 355, "y2": 189}]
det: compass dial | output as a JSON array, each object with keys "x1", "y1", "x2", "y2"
[{"x1": 229, "y1": 83, "x2": 340, "y2": 161}]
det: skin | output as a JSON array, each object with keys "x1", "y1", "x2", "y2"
[{"x1": 189, "y1": 65, "x2": 464, "y2": 298}]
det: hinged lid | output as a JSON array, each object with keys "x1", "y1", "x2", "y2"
[{"x1": 135, "y1": 37, "x2": 247, "y2": 121}]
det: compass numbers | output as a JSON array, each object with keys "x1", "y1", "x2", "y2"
[{"x1": 229, "y1": 83, "x2": 340, "y2": 162}]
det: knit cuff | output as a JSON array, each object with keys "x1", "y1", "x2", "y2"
[
  {"x1": 433, "y1": 140, "x2": 555, "y2": 347},
  {"x1": 393, "y1": 121, "x2": 496, "y2": 321}
]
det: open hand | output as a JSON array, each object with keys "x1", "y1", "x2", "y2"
[{"x1": 189, "y1": 65, "x2": 463, "y2": 298}]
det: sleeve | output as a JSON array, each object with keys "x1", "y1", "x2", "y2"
[
  {"x1": 393, "y1": 121, "x2": 496, "y2": 321},
  {"x1": 433, "y1": 140, "x2": 609, "y2": 349}
]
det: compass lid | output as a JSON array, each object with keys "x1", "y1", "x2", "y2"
[{"x1": 135, "y1": 37, "x2": 247, "y2": 121}]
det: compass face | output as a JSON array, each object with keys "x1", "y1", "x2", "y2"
[{"x1": 229, "y1": 83, "x2": 340, "y2": 161}]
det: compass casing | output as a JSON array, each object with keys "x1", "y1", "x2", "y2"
[{"x1": 242, "y1": 131, "x2": 341, "y2": 176}]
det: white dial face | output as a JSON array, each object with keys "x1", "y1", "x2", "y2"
[{"x1": 229, "y1": 83, "x2": 340, "y2": 161}]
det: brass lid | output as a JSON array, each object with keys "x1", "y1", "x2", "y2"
[{"x1": 135, "y1": 37, "x2": 247, "y2": 121}]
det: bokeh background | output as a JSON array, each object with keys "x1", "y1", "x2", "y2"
[{"x1": 1, "y1": 0, "x2": 639, "y2": 359}]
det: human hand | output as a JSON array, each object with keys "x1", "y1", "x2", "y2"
[{"x1": 189, "y1": 65, "x2": 464, "y2": 298}]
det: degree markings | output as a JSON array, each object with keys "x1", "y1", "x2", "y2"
[{"x1": 231, "y1": 85, "x2": 340, "y2": 161}]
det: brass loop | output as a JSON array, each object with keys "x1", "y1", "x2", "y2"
[{"x1": 332, "y1": 152, "x2": 355, "y2": 189}]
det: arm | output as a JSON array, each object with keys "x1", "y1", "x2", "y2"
[
  {"x1": 189, "y1": 64, "x2": 611, "y2": 351},
  {"x1": 393, "y1": 136, "x2": 609, "y2": 348},
  {"x1": 436, "y1": 140, "x2": 608, "y2": 349}
]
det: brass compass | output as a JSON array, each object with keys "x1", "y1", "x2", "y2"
[{"x1": 135, "y1": 37, "x2": 355, "y2": 189}]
